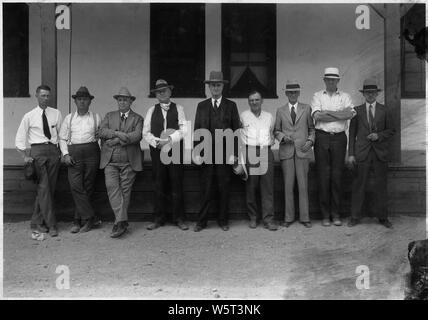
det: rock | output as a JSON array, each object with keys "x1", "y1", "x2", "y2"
[
  {"x1": 212, "y1": 288, "x2": 217, "y2": 292},
  {"x1": 133, "y1": 282, "x2": 139, "y2": 286},
  {"x1": 214, "y1": 293, "x2": 221, "y2": 298}
]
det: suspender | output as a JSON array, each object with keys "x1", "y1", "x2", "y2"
[{"x1": 67, "y1": 112, "x2": 98, "y2": 145}]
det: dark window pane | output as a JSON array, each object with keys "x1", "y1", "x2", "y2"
[
  {"x1": 150, "y1": 4, "x2": 205, "y2": 98},
  {"x1": 3, "y1": 3, "x2": 29, "y2": 97},
  {"x1": 222, "y1": 4, "x2": 277, "y2": 98}
]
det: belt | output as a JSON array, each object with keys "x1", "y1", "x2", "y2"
[
  {"x1": 315, "y1": 129, "x2": 345, "y2": 136},
  {"x1": 31, "y1": 142, "x2": 56, "y2": 146}
]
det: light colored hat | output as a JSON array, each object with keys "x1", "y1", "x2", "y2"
[
  {"x1": 284, "y1": 80, "x2": 301, "y2": 92},
  {"x1": 204, "y1": 71, "x2": 229, "y2": 84},
  {"x1": 359, "y1": 78, "x2": 382, "y2": 92},
  {"x1": 323, "y1": 67, "x2": 341, "y2": 79},
  {"x1": 150, "y1": 79, "x2": 174, "y2": 93},
  {"x1": 232, "y1": 153, "x2": 248, "y2": 181},
  {"x1": 113, "y1": 87, "x2": 136, "y2": 101}
]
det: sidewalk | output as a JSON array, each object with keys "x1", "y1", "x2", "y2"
[{"x1": 3, "y1": 215, "x2": 426, "y2": 299}]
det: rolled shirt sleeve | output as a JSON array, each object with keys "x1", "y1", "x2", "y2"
[
  {"x1": 169, "y1": 104, "x2": 188, "y2": 144},
  {"x1": 143, "y1": 106, "x2": 157, "y2": 148},
  {"x1": 15, "y1": 114, "x2": 30, "y2": 151}
]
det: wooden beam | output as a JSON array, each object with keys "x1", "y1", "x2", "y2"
[
  {"x1": 370, "y1": 3, "x2": 385, "y2": 19},
  {"x1": 400, "y1": 4, "x2": 414, "y2": 17},
  {"x1": 40, "y1": 3, "x2": 57, "y2": 108},
  {"x1": 384, "y1": 4, "x2": 401, "y2": 164}
]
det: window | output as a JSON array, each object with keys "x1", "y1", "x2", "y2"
[
  {"x1": 222, "y1": 4, "x2": 277, "y2": 98},
  {"x1": 401, "y1": 4, "x2": 425, "y2": 99},
  {"x1": 150, "y1": 4, "x2": 205, "y2": 98},
  {"x1": 3, "y1": 3, "x2": 29, "y2": 97}
]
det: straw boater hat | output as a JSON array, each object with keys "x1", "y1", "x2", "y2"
[
  {"x1": 323, "y1": 67, "x2": 341, "y2": 79},
  {"x1": 113, "y1": 87, "x2": 136, "y2": 101},
  {"x1": 72, "y1": 86, "x2": 94, "y2": 99},
  {"x1": 204, "y1": 71, "x2": 229, "y2": 84},
  {"x1": 359, "y1": 78, "x2": 382, "y2": 92},
  {"x1": 284, "y1": 80, "x2": 301, "y2": 92},
  {"x1": 150, "y1": 79, "x2": 174, "y2": 93}
]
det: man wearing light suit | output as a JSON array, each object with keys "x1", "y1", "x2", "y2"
[
  {"x1": 274, "y1": 80, "x2": 315, "y2": 228},
  {"x1": 98, "y1": 87, "x2": 144, "y2": 238}
]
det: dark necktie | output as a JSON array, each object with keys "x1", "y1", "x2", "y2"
[
  {"x1": 214, "y1": 100, "x2": 218, "y2": 109},
  {"x1": 121, "y1": 113, "x2": 126, "y2": 122},
  {"x1": 291, "y1": 106, "x2": 296, "y2": 124},
  {"x1": 369, "y1": 105, "x2": 375, "y2": 132},
  {"x1": 42, "y1": 110, "x2": 51, "y2": 140}
]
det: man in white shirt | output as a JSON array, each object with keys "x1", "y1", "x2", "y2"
[
  {"x1": 143, "y1": 79, "x2": 189, "y2": 231},
  {"x1": 59, "y1": 87, "x2": 101, "y2": 233},
  {"x1": 15, "y1": 85, "x2": 63, "y2": 237},
  {"x1": 240, "y1": 91, "x2": 277, "y2": 231},
  {"x1": 311, "y1": 67, "x2": 356, "y2": 227}
]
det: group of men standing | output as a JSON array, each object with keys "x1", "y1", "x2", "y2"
[{"x1": 15, "y1": 67, "x2": 395, "y2": 239}]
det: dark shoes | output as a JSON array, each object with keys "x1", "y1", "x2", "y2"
[
  {"x1": 193, "y1": 224, "x2": 205, "y2": 232},
  {"x1": 264, "y1": 222, "x2": 278, "y2": 231},
  {"x1": 249, "y1": 220, "x2": 257, "y2": 229},
  {"x1": 281, "y1": 221, "x2": 294, "y2": 228},
  {"x1": 50, "y1": 226, "x2": 58, "y2": 237},
  {"x1": 301, "y1": 221, "x2": 312, "y2": 228},
  {"x1": 220, "y1": 224, "x2": 229, "y2": 231},
  {"x1": 176, "y1": 220, "x2": 189, "y2": 231},
  {"x1": 80, "y1": 218, "x2": 94, "y2": 233},
  {"x1": 347, "y1": 218, "x2": 360, "y2": 227},
  {"x1": 333, "y1": 218, "x2": 342, "y2": 226},
  {"x1": 379, "y1": 218, "x2": 393, "y2": 229},
  {"x1": 146, "y1": 221, "x2": 164, "y2": 230},
  {"x1": 70, "y1": 221, "x2": 81, "y2": 233},
  {"x1": 38, "y1": 224, "x2": 49, "y2": 233},
  {"x1": 322, "y1": 219, "x2": 331, "y2": 227},
  {"x1": 110, "y1": 221, "x2": 128, "y2": 238}
]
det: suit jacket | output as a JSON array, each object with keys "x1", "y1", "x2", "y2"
[
  {"x1": 274, "y1": 102, "x2": 315, "y2": 160},
  {"x1": 98, "y1": 109, "x2": 144, "y2": 171},
  {"x1": 194, "y1": 97, "x2": 241, "y2": 161},
  {"x1": 348, "y1": 102, "x2": 395, "y2": 162}
]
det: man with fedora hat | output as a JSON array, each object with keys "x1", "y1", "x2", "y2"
[
  {"x1": 143, "y1": 79, "x2": 189, "y2": 231},
  {"x1": 240, "y1": 90, "x2": 277, "y2": 230},
  {"x1": 193, "y1": 71, "x2": 241, "y2": 232},
  {"x1": 275, "y1": 80, "x2": 315, "y2": 228},
  {"x1": 348, "y1": 78, "x2": 395, "y2": 228},
  {"x1": 311, "y1": 67, "x2": 356, "y2": 227},
  {"x1": 98, "y1": 87, "x2": 144, "y2": 238},
  {"x1": 59, "y1": 86, "x2": 102, "y2": 233}
]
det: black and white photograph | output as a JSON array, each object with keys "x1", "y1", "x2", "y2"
[{"x1": 1, "y1": 0, "x2": 427, "y2": 304}]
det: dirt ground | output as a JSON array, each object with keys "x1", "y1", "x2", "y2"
[{"x1": 2, "y1": 214, "x2": 426, "y2": 299}]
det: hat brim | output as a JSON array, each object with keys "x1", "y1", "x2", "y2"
[
  {"x1": 113, "y1": 95, "x2": 136, "y2": 101},
  {"x1": 72, "y1": 94, "x2": 94, "y2": 99},
  {"x1": 323, "y1": 76, "x2": 341, "y2": 79},
  {"x1": 359, "y1": 89, "x2": 382, "y2": 93},
  {"x1": 150, "y1": 85, "x2": 174, "y2": 93},
  {"x1": 284, "y1": 88, "x2": 301, "y2": 92},
  {"x1": 204, "y1": 80, "x2": 229, "y2": 84}
]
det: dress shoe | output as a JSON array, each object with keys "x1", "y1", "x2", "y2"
[
  {"x1": 110, "y1": 222, "x2": 127, "y2": 238},
  {"x1": 333, "y1": 218, "x2": 342, "y2": 226},
  {"x1": 194, "y1": 224, "x2": 205, "y2": 232},
  {"x1": 347, "y1": 218, "x2": 360, "y2": 227},
  {"x1": 249, "y1": 220, "x2": 257, "y2": 229},
  {"x1": 379, "y1": 219, "x2": 393, "y2": 229},
  {"x1": 50, "y1": 226, "x2": 58, "y2": 237},
  {"x1": 80, "y1": 218, "x2": 93, "y2": 233},
  {"x1": 70, "y1": 221, "x2": 81, "y2": 234},
  {"x1": 281, "y1": 221, "x2": 293, "y2": 228},
  {"x1": 322, "y1": 219, "x2": 331, "y2": 227},
  {"x1": 146, "y1": 221, "x2": 163, "y2": 230},
  {"x1": 176, "y1": 220, "x2": 189, "y2": 231},
  {"x1": 264, "y1": 222, "x2": 278, "y2": 231},
  {"x1": 38, "y1": 224, "x2": 49, "y2": 233},
  {"x1": 301, "y1": 221, "x2": 312, "y2": 228},
  {"x1": 220, "y1": 225, "x2": 230, "y2": 231}
]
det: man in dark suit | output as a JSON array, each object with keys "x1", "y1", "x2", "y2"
[
  {"x1": 193, "y1": 71, "x2": 241, "y2": 231},
  {"x1": 348, "y1": 79, "x2": 395, "y2": 228},
  {"x1": 98, "y1": 87, "x2": 144, "y2": 238}
]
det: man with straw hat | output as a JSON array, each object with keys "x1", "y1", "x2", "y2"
[
  {"x1": 59, "y1": 86, "x2": 102, "y2": 233},
  {"x1": 98, "y1": 87, "x2": 144, "y2": 238},
  {"x1": 143, "y1": 79, "x2": 189, "y2": 231},
  {"x1": 311, "y1": 67, "x2": 355, "y2": 227},
  {"x1": 348, "y1": 78, "x2": 395, "y2": 228}
]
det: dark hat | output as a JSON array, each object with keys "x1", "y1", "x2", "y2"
[
  {"x1": 359, "y1": 78, "x2": 382, "y2": 92},
  {"x1": 150, "y1": 79, "x2": 174, "y2": 93},
  {"x1": 72, "y1": 86, "x2": 94, "y2": 99},
  {"x1": 113, "y1": 87, "x2": 136, "y2": 101},
  {"x1": 284, "y1": 80, "x2": 301, "y2": 92},
  {"x1": 204, "y1": 71, "x2": 229, "y2": 84}
]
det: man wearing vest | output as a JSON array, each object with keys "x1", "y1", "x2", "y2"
[
  {"x1": 193, "y1": 71, "x2": 241, "y2": 232},
  {"x1": 143, "y1": 79, "x2": 189, "y2": 231},
  {"x1": 59, "y1": 87, "x2": 102, "y2": 233},
  {"x1": 98, "y1": 87, "x2": 144, "y2": 238}
]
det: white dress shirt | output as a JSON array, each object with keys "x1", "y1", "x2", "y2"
[
  {"x1": 310, "y1": 90, "x2": 355, "y2": 133},
  {"x1": 240, "y1": 109, "x2": 274, "y2": 147},
  {"x1": 59, "y1": 111, "x2": 102, "y2": 155},
  {"x1": 211, "y1": 96, "x2": 222, "y2": 108},
  {"x1": 289, "y1": 102, "x2": 298, "y2": 113},
  {"x1": 15, "y1": 106, "x2": 63, "y2": 150},
  {"x1": 143, "y1": 103, "x2": 188, "y2": 148}
]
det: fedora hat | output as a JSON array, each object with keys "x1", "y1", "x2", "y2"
[
  {"x1": 150, "y1": 79, "x2": 174, "y2": 93},
  {"x1": 72, "y1": 86, "x2": 94, "y2": 99},
  {"x1": 284, "y1": 80, "x2": 301, "y2": 92},
  {"x1": 323, "y1": 67, "x2": 341, "y2": 79},
  {"x1": 204, "y1": 71, "x2": 229, "y2": 84},
  {"x1": 113, "y1": 87, "x2": 136, "y2": 101},
  {"x1": 359, "y1": 78, "x2": 382, "y2": 92},
  {"x1": 232, "y1": 153, "x2": 248, "y2": 181}
]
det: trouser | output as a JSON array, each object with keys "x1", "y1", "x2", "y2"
[
  {"x1": 351, "y1": 149, "x2": 388, "y2": 219},
  {"x1": 314, "y1": 130, "x2": 347, "y2": 219},
  {"x1": 245, "y1": 146, "x2": 274, "y2": 223},
  {"x1": 150, "y1": 147, "x2": 185, "y2": 223},
  {"x1": 104, "y1": 162, "x2": 137, "y2": 223},
  {"x1": 197, "y1": 164, "x2": 232, "y2": 226},
  {"x1": 281, "y1": 155, "x2": 310, "y2": 223},
  {"x1": 67, "y1": 142, "x2": 100, "y2": 220},
  {"x1": 30, "y1": 143, "x2": 61, "y2": 229}
]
